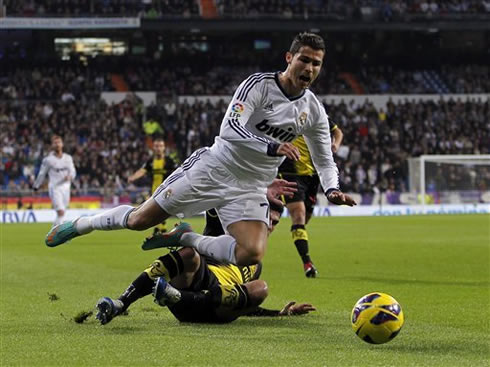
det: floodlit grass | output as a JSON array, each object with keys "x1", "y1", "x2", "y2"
[{"x1": 1, "y1": 214, "x2": 489, "y2": 366}]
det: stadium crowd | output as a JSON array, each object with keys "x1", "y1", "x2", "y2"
[
  {"x1": 2, "y1": 60, "x2": 486, "y2": 99},
  {"x1": 124, "y1": 62, "x2": 489, "y2": 95},
  {"x1": 4, "y1": 0, "x2": 490, "y2": 18},
  {"x1": 3, "y1": 0, "x2": 199, "y2": 18},
  {"x1": 1, "y1": 89, "x2": 488, "y2": 199}
]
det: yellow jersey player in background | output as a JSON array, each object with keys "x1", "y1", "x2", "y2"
[
  {"x1": 278, "y1": 123, "x2": 343, "y2": 277},
  {"x1": 128, "y1": 135, "x2": 178, "y2": 233}
]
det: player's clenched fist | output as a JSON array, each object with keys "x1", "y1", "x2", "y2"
[{"x1": 277, "y1": 142, "x2": 300, "y2": 161}]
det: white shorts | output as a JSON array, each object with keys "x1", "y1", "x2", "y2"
[
  {"x1": 152, "y1": 148, "x2": 270, "y2": 232},
  {"x1": 49, "y1": 185, "x2": 70, "y2": 211}
]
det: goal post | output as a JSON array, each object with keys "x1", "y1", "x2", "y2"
[{"x1": 408, "y1": 155, "x2": 490, "y2": 211}]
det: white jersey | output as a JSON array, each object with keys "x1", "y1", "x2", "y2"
[
  {"x1": 210, "y1": 71, "x2": 339, "y2": 192},
  {"x1": 33, "y1": 152, "x2": 76, "y2": 190}
]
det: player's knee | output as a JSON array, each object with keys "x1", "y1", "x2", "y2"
[
  {"x1": 57, "y1": 209, "x2": 65, "y2": 216},
  {"x1": 247, "y1": 280, "x2": 268, "y2": 307},
  {"x1": 235, "y1": 245, "x2": 264, "y2": 266},
  {"x1": 178, "y1": 247, "x2": 200, "y2": 272},
  {"x1": 291, "y1": 209, "x2": 306, "y2": 224},
  {"x1": 126, "y1": 213, "x2": 150, "y2": 231}
]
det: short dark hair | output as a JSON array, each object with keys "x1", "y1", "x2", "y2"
[
  {"x1": 51, "y1": 134, "x2": 62, "y2": 142},
  {"x1": 289, "y1": 32, "x2": 325, "y2": 54},
  {"x1": 153, "y1": 134, "x2": 165, "y2": 143}
]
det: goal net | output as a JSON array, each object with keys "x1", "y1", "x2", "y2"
[{"x1": 407, "y1": 155, "x2": 490, "y2": 205}]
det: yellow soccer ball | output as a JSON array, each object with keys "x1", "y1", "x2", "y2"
[{"x1": 351, "y1": 292, "x2": 404, "y2": 344}]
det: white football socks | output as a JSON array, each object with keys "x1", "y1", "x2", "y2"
[
  {"x1": 180, "y1": 233, "x2": 237, "y2": 264},
  {"x1": 53, "y1": 213, "x2": 65, "y2": 227},
  {"x1": 75, "y1": 205, "x2": 134, "y2": 235}
]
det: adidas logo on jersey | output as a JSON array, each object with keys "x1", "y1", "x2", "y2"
[
  {"x1": 255, "y1": 119, "x2": 296, "y2": 142},
  {"x1": 264, "y1": 102, "x2": 274, "y2": 112}
]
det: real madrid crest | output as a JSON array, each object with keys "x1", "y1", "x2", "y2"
[{"x1": 298, "y1": 112, "x2": 308, "y2": 126}]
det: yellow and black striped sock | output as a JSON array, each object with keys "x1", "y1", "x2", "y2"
[
  {"x1": 144, "y1": 251, "x2": 184, "y2": 281},
  {"x1": 119, "y1": 251, "x2": 184, "y2": 310},
  {"x1": 291, "y1": 224, "x2": 311, "y2": 264}
]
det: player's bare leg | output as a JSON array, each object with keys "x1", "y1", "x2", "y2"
[
  {"x1": 169, "y1": 247, "x2": 201, "y2": 289},
  {"x1": 227, "y1": 220, "x2": 269, "y2": 266}
]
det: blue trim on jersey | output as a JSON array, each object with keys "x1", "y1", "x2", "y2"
[
  {"x1": 236, "y1": 72, "x2": 274, "y2": 101},
  {"x1": 274, "y1": 72, "x2": 306, "y2": 101},
  {"x1": 236, "y1": 73, "x2": 262, "y2": 101},
  {"x1": 156, "y1": 148, "x2": 207, "y2": 194},
  {"x1": 228, "y1": 120, "x2": 248, "y2": 139},
  {"x1": 181, "y1": 148, "x2": 206, "y2": 168},
  {"x1": 241, "y1": 75, "x2": 275, "y2": 102},
  {"x1": 229, "y1": 119, "x2": 270, "y2": 144}
]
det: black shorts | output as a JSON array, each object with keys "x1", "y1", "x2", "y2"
[
  {"x1": 168, "y1": 256, "x2": 234, "y2": 323},
  {"x1": 281, "y1": 174, "x2": 320, "y2": 213}
]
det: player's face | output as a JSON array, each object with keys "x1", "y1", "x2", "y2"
[
  {"x1": 153, "y1": 140, "x2": 165, "y2": 157},
  {"x1": 286, "y1": 46, "x2": 324, "y2": 90},
  {"x1": 268, "y1": 210, "x2": 281, "y2": 234},
  {"x1": 52, "y1": 137, "x2": 63, "y2": 152}
]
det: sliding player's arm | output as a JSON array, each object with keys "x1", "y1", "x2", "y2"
[{"x1": 245, "y1": 301, "x2": 316, "y2": 317}]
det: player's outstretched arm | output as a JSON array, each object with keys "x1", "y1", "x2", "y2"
[
  {"x1": 326, "y1": 189, "x2": 357, "y2": 206},
  {"x1": 279, "y1": 301, "x2": 316, "y2": 316},
  {"x1": 244, "y1": 301, "x2": 316, "y2": 317},
  {"x1": 128, "y1": 168, "x2": 146, "y2": 183}
]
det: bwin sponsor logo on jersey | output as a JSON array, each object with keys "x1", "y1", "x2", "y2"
[{"x1": 255, "y1": 119, "x2": 296, "y2": 142}]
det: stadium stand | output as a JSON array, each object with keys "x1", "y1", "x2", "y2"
[
  {"x1": 4, "y1": 0, "x2": 490, "y2": 18},
  {"x1": 1, "y1": 91, "x2": 488, "y2": 200},
  {"x1": 1, "y1": 0, "x2": 488, "y2": 207}
]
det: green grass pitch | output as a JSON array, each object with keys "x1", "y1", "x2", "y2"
[{"x1": 1, "y1": 214, "x2": 489, "y2": 366}]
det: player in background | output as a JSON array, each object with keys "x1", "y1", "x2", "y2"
[
  {"x1": 279, "y1": 123, "x2": 343, "y2": 278},
  {"x1": 33, "y1": 135, "x2": 76, "y2": 227},
  {"x1": 128, "y1": 135, "x2": 178, "y2": 234},
  {"x1": 95, "y1": 202, "x2": 315, "y2": 325},
  {"x1": 46, "y1": 32, "x2": 356, "y2": 269}
]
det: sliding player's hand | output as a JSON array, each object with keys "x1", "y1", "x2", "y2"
[
  {"x1": 277, "y1": 143, "x2": 300, "y2": 161},
  {"x1": 267, "y1": 179, "x2": 297, "y2": 207},
  {"x1": 279, "y1": 301, "x2": 316, "y2": 316},
  {"x1": 326, "y1": 190, "x2": 357, "y2": 206}
]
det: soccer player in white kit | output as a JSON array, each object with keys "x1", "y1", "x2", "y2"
[
  {"x1": 46, "y1": 32, "x2": 356, "y2": 266},
  {"x1": 33, "y1": 135, "x2": 76, "y2": 227}
]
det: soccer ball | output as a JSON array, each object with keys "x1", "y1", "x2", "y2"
[{"x1": 351, "y1": 292, "x2": 404, "y2": 344}]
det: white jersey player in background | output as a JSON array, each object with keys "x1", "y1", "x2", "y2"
[
  {"x1": 46, "y1": 32, "x2": 356, "y2": 267},
  {"x1": 33, "y1": 135, "x2": 76, "y2": 227}
]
